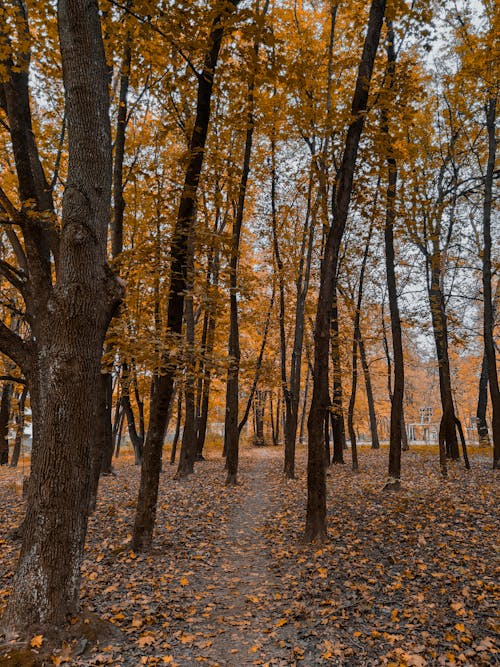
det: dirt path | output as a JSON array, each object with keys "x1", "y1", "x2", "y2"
[{"x1": 173, "y1": 447, "x2": 289, "y2": 666}]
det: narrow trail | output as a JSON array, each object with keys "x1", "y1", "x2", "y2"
[{"x1": 178, "y1": 447, "x2": 287, "y2": 666}]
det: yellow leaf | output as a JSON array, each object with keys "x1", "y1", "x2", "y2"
[
  {"x1": 30, "y1": 635, "x2": 43, "y2": 648},
  {"x1": 275, "y1": 618, "x2": 288, "y2": 627},
  {"x1": 454, "y1": 623, "x2": 465, "y2": 633},
  {"x1": 180, "y1": 577, "x2": 189, "y2": 586}
]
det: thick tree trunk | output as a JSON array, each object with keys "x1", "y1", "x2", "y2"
[
  {"x1": 481, "y1": 97, "x2": 500, "y2": 469},
  {"x1": 4, "y1": 0, "x2": 121, "y2": 630},
  {"x1": 306, "y1": 0, "x2": 386, "y2": 542},
  {"x1": 0, "y1": 382, "x2": 12, "y2": 465},
  {"x1": 132, "y1": 1, "x2": 237, "y2": 549}
]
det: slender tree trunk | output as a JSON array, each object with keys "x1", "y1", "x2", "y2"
[
  {"x1": 330, "y1": 293, "x2": 346, "y2": 463},
  {"x1": 10, "y1": 385, "x2": 27, "y2": 468},
  {"x1": 299, "y1": 364, "x2": 311, "y2": 445},
  {"x1": 99, "y1": 36, "x2": 132, "y2": 478},
  {"x1": 176, "y1": 280, "x2": 198, "y2": 478},
  {"x1": 476, "y1": 354, "x2": 490, "y2": 445},
  {"x1": 358, "y1": 331, "x2": 380, "y2": 449},
  {"x1": 132, "y1": 1, "x2": 237, "y2": 550},
  {"x1": 0, "y1": 382, "x2": 12, "y2": 465},
  {"x1": 306, "y1": 0, "x2": 386, "y2": 542},
  {"x1": 381, "y1": 20, "x2": 404, "y2": 489},
  {"x1": 428, "y1": 261, "x2": 460, "y2": 461},
  {"x1": 170, "y1": 388, "x2": 183, "y2": 465},
  {"x1": 284, "y1": 167, "x2": 316, "y2": 477},
  {"x1": 224, "y1": 2, "x2": 267, "y2": 484},
  {"x1": 481, "y1": 97, "x2": 500, "y2": 469},
  {"x1": 254, "y1": 390, "x2": 265, "y2": 446}
]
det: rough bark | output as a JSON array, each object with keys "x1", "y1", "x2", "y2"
[
  {"x1": 306, "y1": 0, "x2": 386, "y2": 542},
  {"x1": 3, "y1": 0, "x2": 122, "y2": 631}
]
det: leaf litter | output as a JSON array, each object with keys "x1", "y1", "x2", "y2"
[{"x1": 0, "y1": 446, "x2": 498, "y2": 666}]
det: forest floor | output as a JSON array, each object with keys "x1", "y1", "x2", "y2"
[{"x1": 0, "y1": 444, "x2": 498, "y2": 667}]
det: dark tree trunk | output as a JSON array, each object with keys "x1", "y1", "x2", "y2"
[
  {"x1": 224, "y1": 2, "x2": 266, "y2": 484},
  {"x1": 170, "y1": 388, "x2": 183, "y2": 465},
  {"x1": 330, "y1": 294, "x2": 346, "y2": 464},
  {"x1": 346, "y1": 201, "x2": 376, "y2": 471},
  {"x1": 10, "y1": 385, "x2": 27, "y2": 468},
  {"x1": 299, "y1": 364, "x2": 311, "y2": 445},
  {"x1": 132, "y1": 2, "x2": 237, "y2": 550},
  {"x1": 306, "y1": 0, "x2": 386, "y2": 542},
  {"x1": 476, "y1": 354, "x2": 490, "y2": 446},
  {"x1": 358, "y1": 331, "x2": 380, "y2": 449},
  {"x1": 428, "y1": 260, "x2": 460, "y2": 461},
  {"x1": 121, "y1": 362, "x2": 144, "y2": 464},
  {"x1": 382, "y1": 20, "x2": 404, "y2": 489},
  {"x1": 0, "y1": 382, "x2": 12, "y2": 465},
  {"x1": 254, "y1": 390, "x2": 265, "y2": 446},
  {"x1": 98, "y1": 36, "x2": 132, "y2": 479},
  {"x1": 481, "y1": 97, "x2": 500, "y2": 469},
  {"x1": 283, "y1": 167, "x2": 316, "y2": 478},
  {"x1": 176, "y1": 284, "x2": 198, "y2": 478},
  {"x1": 3, "y1": 0, "x2": 122, "y2": 631},
  {"x1": 238, "y1": 287, "x2": 274, "y2": 435}
]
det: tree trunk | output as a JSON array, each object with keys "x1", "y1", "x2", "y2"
[
  {"x1": 3, "y1": 0, "x2": 122, "y2": 631},
  {"x1": 428, "y1": 262, "x2": 460, "y2": 460},
  {"x1": 99, "y1": 36, "x2": 132, "y2": 478},
  {"x1": 476, "y1": 354, "x2": 490, "y2": 445},
  {"x1": 132, "y1": 1, "x2": 237, "y2": 550},
  {"x1": 481, "y1": 97, "x2": 500, "y2": 469},
  {"x1": 284, "y1": 167, "x2": 316, "y2": 478},
  {"x1": 176, "y1": 283, "x2": 198, "y2": 478},
  {"x1": 10, "y1": 385, "x2": 27, "y2": 468},
  {"x1": 306, "y1": 0, "x2": 386, "y2": 542},
  {"x1": 358, "y1": 331, "x2": 380, "y2": 449},
  {"x1": 299, "y1": 364, "x2": 311, "y2": 445},
  {"x1": 170, "y1": 388, "x2": 183, "y2": 465},
  {"x1": 382, "y1": 19, "x2": 404, "y2": 489},
  {"x1": 224, "y1": 1, "x2": 266, "y2": 484},
  {"x1": 0, "y1": 382, "x2": 12, "y2": 465},
  {"x1": 330, "y1": 293, "x2": 346, "y2": 464}
]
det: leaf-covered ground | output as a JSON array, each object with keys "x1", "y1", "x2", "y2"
[{"x1": 0, "y1": 445, "x2": 498, "y2": 666}]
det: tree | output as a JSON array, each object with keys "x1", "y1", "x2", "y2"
[
  {"x1": 132, "y1": 0, "x2": 239, "y2": 550},
  {"x1": 0, "y1": 0, "x2": 122, "y2": 630},
  {"x1": 305, "y1": 0, "x2": 386, "y2": 543}
]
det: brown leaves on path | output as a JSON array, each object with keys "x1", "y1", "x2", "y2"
[{"x1": 0, "y1": 446, "x2": 498, "y2": 666}]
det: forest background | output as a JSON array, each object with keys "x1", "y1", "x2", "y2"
[{"x1": 0, "y1": 0, "x2": 498, "y2": 652}]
